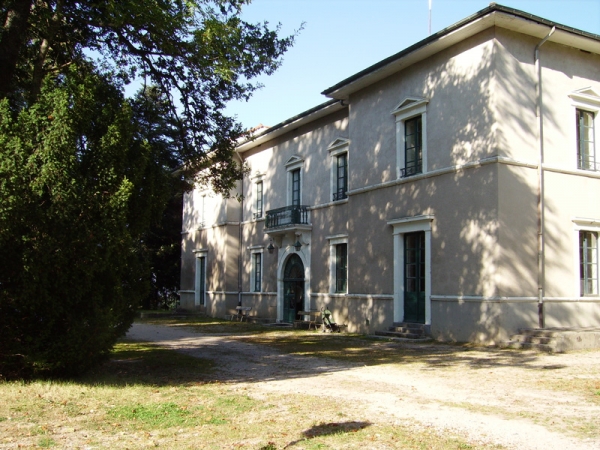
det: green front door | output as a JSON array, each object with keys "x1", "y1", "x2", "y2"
[
  {"x1": 283, "y1": 254, "x2": 304, "y2": 323},
  {"x1": 404, "y1": 231, "x2": 425, "y2": 323}
]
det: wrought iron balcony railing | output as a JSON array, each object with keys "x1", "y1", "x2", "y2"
[
  {"x1": 333, "y1": 189, "x2": 348, "y2": 201},
  {"x1": 265, "y1": 205, "x2": 309, "y2": 230},
  {"x1": 400, "y1": 162, "x2": 423, "y2": 178}
]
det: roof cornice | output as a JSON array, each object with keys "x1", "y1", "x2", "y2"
[{"x1": 236, "y1": 99, "x2": 346, "y2": 153}]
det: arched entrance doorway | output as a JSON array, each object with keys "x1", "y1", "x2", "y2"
[{"x1": 283, "y1": 254, "x2": 305, "y2": 323}]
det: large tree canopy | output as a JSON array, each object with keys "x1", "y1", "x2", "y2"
[
  {"x1": 1, "y1": 0, "x2": 294, "y2": 189},
  {"x1": 0, "y1": 0, "x2": 294, "y2": 379}
]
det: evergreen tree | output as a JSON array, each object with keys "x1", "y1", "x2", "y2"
[{"x1": 0, "y1": 1, "x2": 294, "y2": 379}]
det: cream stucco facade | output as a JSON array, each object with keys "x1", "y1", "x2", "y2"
[{"x1": 180, "y1": 4, "x2": 600, "y2": 343}]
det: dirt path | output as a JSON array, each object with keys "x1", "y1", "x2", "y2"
[{"x1": 127, "y1": 322, "x2": 600, "y2": 450}]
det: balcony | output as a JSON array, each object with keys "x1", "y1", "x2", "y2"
[{"x1": 265, "y1": 205, "x2": 310, "y2": 230}]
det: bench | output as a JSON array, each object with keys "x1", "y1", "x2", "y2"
[
  {"x1": 296, "y1": 310, "x2": 322, "y2": 330},
  {"x1": 227, "y1": 306, "x2": 252, "y2": 322}
]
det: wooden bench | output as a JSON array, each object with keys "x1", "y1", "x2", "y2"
[
  {"x1": 296, "y1": 310, "x2": 322, "y2": 330},
  {"x1": 227, "y1": 306, "x2": 252, "y2": 322}
]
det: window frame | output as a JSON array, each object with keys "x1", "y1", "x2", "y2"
[
  {"x1": 392, "y1": 97, "x2": 429, "y2": 179},
  {"x1": 576, "y1": 108, "x2": 596, "y2": 171},
  {"x1": 569, "y1": 89, "x2": 600, "y2": 172},
  {"x1": 572, "y1": 218, "x2": 600, "y2": 297},
  {"x1": 579, "y1": 230, "x2": 598, "y2": 296},
  {"x1": 285, "y1": 156, "x2": 304, "y2": 207},
  {"x1": 251, "y1": 250, "x2": 263, "y2": 293},
  {"x1": 335, "y1": 243, "x2": 348, "y2": 293},
  {"x1": 327, "y1": 235, "x2": 348, "y2": 294},
  {"x1": 193, "y1": 250, "x2": 208, "y2": 307},
  {"x1": 254, "y1": 180, "x2": 264, "y2": 219},
  {"x1": 328, "y1": 138, "x2": 350, "y2": 202}
]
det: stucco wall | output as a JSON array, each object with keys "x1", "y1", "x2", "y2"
[{"x1": 179, "y1": 20, "x2": 600, "y2": 342}]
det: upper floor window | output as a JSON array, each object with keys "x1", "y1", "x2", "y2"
[
  {"x1": 577, "y1": 109, "x2": 596, "y2": 171},
  {"x1": 328, "y1": 138, "x2": 350, "y2": 202},
  {"x1": 285, "y1": 156, "x2": 304, "y2": 207},
  {"x1": 569, "y1": 88, "x2": 600, "y2": 172},
  {"x1": 404, "y1": 116, "x2": 422, "y2": 177},
  {"x1": 291, "y1": 169, "x2": 301, "y2": 206},
  {"x1": 392, "y1": 97, "x2": 429, "y2": 179},
  {"x1": 255, "y1": 180, "x2": 264, "y2": 219}
]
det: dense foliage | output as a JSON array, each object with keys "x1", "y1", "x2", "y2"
[{"x1": 0, "y1": 0, "x2": 294, "y2": 379}]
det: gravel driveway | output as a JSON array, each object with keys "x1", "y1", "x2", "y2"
[{"x1": 127, "y1": 322, "x2": 600, "y2": 450}]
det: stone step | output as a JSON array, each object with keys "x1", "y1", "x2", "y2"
[
  {"x1": 501, "y1": 341, "x2": 557, "y2": 352},
  {"x1": 390, "y1": 326, "x2": 424, "y2": 335},
  {"x1": 375, "y1": 330, "x2": 430, "y2": 340},
  {"x1": 394, "y1": 322, "x2": 428, "y2": 331},
  {"x1": 509, "y1": 334, "x2": 554, "y2": 345}
]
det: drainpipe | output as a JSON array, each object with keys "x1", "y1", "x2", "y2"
[
  {"x1": 235, "y1": 150, "x2": 244, "y2": 307},
  {"x1": 534, "y1": 26, "x2": 555, "y2": 329}
]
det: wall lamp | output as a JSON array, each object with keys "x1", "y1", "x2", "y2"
[
  {"x1": 294, "y1": 233, "x2": 302, "y2": 252},
  {"x1": 267, "y1": 239, "x2": 275, "y2": 254}
]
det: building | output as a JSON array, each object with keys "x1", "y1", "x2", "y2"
[{"x1": 179, "y1": 4, "x2": 600, "y2": 343}]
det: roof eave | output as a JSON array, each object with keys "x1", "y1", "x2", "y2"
[
  {"x1": 236, "y1": 99, "x2": 346, "y2": 153},
  {"x1": 322, "y1": 3, "x2": 600, "y2": 100}
]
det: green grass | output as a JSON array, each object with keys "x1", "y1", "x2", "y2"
[{"x1": 0, "y1": 339, "x2": 505, "y2": 449}]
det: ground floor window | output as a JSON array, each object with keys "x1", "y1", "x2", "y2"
[
  {"x1": 335, "y1": 243, "x2": 348, "y2": 293},
  {"x1": 580, "y1": 230, "x2": 598, "y2": 296},
  {"x1": 195, "y1": 255, "x2": 206, "y2": 306},
  {"x1": 252, "y1": 252, "x2": 262, "y2": 292}
]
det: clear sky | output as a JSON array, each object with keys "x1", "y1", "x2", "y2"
[{"x1": 224, "y1": 0, "x2": 600, "y2": 130}]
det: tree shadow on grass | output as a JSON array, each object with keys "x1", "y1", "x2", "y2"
[{"x1": 283, "y1": 421, "x2": 372, "y2": 449}]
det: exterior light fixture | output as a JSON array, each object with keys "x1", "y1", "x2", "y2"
[
  {"x1": 267, "y1": 239, "x2": 275, "y2": 254},
  {"x1": 294, "y1": 237, "x2": 302, "y2": 252}
]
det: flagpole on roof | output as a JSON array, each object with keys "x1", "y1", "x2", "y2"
[{"x1": 428, "y1": 0, "x2": 432, "y2": 35}]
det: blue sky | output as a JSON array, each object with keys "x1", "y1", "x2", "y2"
[{"x1": 224, "y1": 0, "x2": 600, "y2": 130}]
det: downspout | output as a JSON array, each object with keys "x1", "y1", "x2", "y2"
[
  {"x1": 235, "y1": 150, "x2": 244, "y2": 307},
  {"x1": 534, "y1": 26, "x2": 555, "y2": 329}
]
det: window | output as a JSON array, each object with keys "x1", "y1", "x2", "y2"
[
  {"x1": 328, "y1": 138, "x2": 350, "y2": 202},
  {"x1": 194, "y1": 251, "x2": 207, "y2": 307},
  {"x1": 254, "y1": 181, "x2": 263, "y2": 219},
  {"x1": 580, "y1": 231, "x2": 598, "y2": 296},
  {"x1": 285, "y1": 156, "x2": 304, "y2": 207},
  {"x1": 404, "y1": 116, "x2": 422, "y2": 177},
  {"x1": 335, "y1": 243, "x2": 348, "y2": 293},
  {"x1": 569, "y1": 88, "x2": 600, "y2": 171},
  {"x1": 291, "y1": 168, "x2": 301, "y2": 206},
  {"x1": 327, "y1": 235, "x2": 348, "y2": 294},
  {"x1": 334, "y1": 153, "x2": 348, "y2": 201},
  {"x1": 252, "y1": 252, "x2": 262, "y2": 292},
  {"x1": 392, "y1": 97, "x2": 428, "y2": 179},
  {"x1": 577, "y1": 109, "x2": 596, "y2": 171}
]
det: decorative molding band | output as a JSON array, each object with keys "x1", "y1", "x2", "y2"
[
  {"x1": 309, "y1": 198, "x2": 348, "y2": 211},
  {"x1": 544, "y1": 165, "x2": 600, "y2": 179},
  {"x1": 241, "y1": 292, "x2": 277, "y2": 296},
  {"x1": 543, "y1": 297, "x2": 600, "y2": 303},
  {"x1": 432, "y1": 295, "x2": 538, "y2": 303},
  {"x1": 347, "y1": 156, "x2": 537, "y2": 197},
  {"x1": 312, "y1": 292, "x2": 393, "y2": 301}
]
